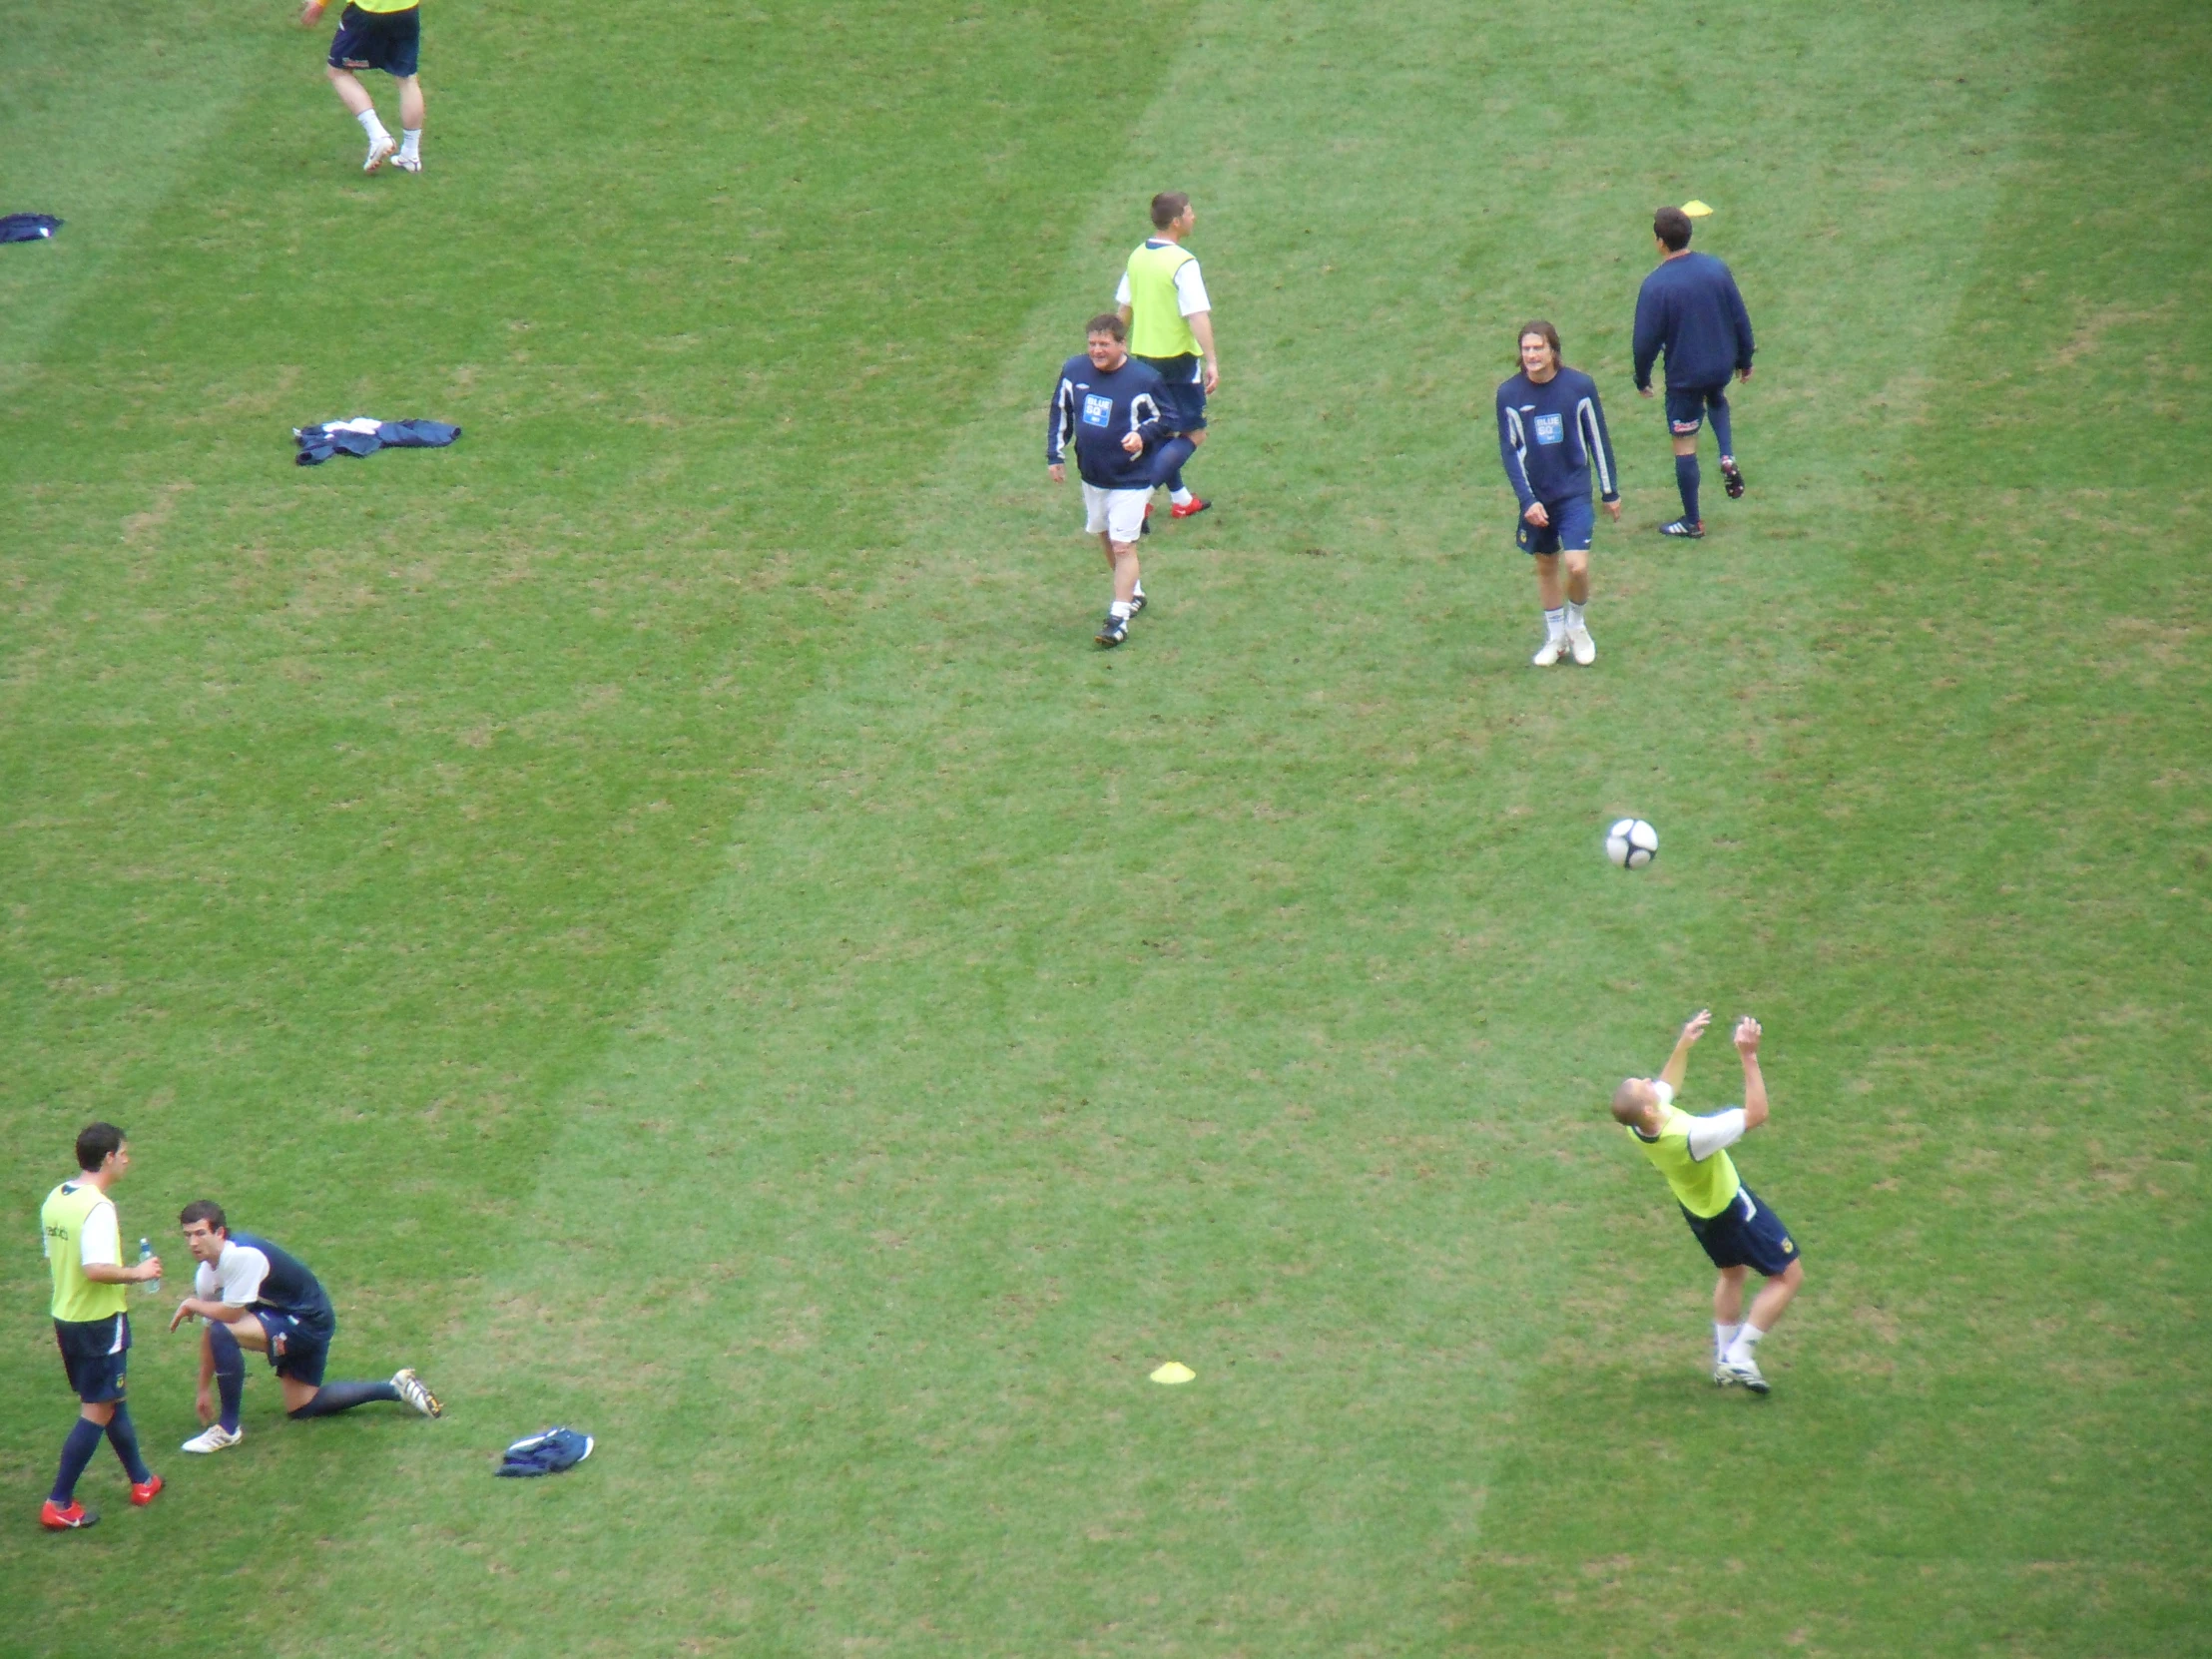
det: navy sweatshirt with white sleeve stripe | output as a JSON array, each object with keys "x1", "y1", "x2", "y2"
[{"x1": 1496, "y1": 367, "x2": 1620, "y2": 511}]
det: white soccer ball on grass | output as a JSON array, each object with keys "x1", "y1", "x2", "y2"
[{"x1": 1605, "y1": 818, "x2": 1659, "y2": 869}]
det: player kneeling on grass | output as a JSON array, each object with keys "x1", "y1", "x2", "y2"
[
  {"x1": 169, "y1": 1201, "x2": 440, "y2": 1453},
  {"x1": 1613, "y1": 1011, "x2": 1804, "y2": 1393},
  {"x1": 1496, "y1": 319, "x2": 1620, "y2": 667},
  {"x1": 1049, "y1": 313, "x2": 1168, "y2": 648}
]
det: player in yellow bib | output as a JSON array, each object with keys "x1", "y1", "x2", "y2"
[
  {"x1": 1115, "y1": 193, "x2": 1220, "y2": 519},
  {"x1": 1612, "y1": 1011, "x2": 1805, "y2": 1393},
  {"x1": 300, "y1": 0, "x2": 428, "y2": 174},
  {"x1": 38, "y1": 1123, "x2": 166, "y2": 1530}
]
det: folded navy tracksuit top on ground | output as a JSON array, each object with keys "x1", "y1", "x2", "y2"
[
  {"x1": 293, "y1": 418, "x2": 461, "y2": 466},
  {"x1": 1632, "y1": 252, "x2": 1755, "y2": 390}
]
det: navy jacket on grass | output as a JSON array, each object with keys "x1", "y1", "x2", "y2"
[{"x1": 1632, "y1": 252, "x2": 1755, "y2": 391}]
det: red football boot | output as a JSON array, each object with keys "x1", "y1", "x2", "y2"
[
  {"x1": 40, "y1": 1499, "x2": 100, "y2": 1530},
  {"x1": 131, "y1": 1473, "x2": 164, "y2": 1506},
  {"x1": 1169, "y1": 497, "x2": 1211, "y2": 519}
]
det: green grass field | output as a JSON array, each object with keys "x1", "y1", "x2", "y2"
[{"x1": 3, "y1": 0, "x2": 2207, "y2": 1652}]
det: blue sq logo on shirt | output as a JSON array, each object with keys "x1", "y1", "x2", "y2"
[
  {"x1": 1532, "y1": 413, "x2": 1564, "y2": 445},
  {"x1": 1081, "y1": 394, "x2": 1114, "y2": 429}
]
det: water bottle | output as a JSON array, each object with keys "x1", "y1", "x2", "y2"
[{"x1": 139, "y1": 1237, "x2": 161, "y2": 1298}]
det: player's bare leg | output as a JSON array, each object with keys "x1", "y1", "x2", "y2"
[
  {"x1": 1561, "y1": 547, "x2": 1595, "y2": 664},
  {"x1": 393, "y1": 74, "x2": 426, "y2": 173},
  {"x1": 1719, "y1": 1259, "x2": 1802, "y2": 1393},
  {"x1": 1712, "y1": 1265, "x2": 1748, "y2": 1383},
  {"x1": 1745, "y1": 1258, "x2": 1803, "y2": 1333},
  {"x1": 1096, "y1": 533, "x2": 1142, "y2": 646},
  {"x1": 1531, "y1": 552, "x2": 1567, "y2": 666},
  {"x1": 328, "y1": 65, "x2": 396, "y2": 171}
]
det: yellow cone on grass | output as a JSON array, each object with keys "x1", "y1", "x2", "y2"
[
  {"x1": 1681, "y1": 200, "x2": 1714, "y2": 217},
  {"x1": 1150, "y1": 1361, "x2": 1196, "y2": 1384}
]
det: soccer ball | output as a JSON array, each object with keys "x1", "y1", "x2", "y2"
[{"x1": 1606, "y1": 818, "x2": 1659, "y2": 869}]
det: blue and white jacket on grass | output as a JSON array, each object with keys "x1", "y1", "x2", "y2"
[
  {"x1": 1496, "y1": 367, "x2": 1619, "y2": 511},
  {"x1": 1047, "y1": 354, "x2": 1166, "y2": 490}
]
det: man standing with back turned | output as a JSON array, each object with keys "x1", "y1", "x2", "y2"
[
  {"x1": 38, "y1": 1123, "x2": 165, "y2": 1531},
  {"x1": 1116, "y1": 192, "x2": 1220, "y2": 520},
  {"x1": 1612, "y1": 1011, "x2": 1805, "y2": 1393},
  {"x1": 1632, "y1": 206, "x2": 1755, "y2": 539}
]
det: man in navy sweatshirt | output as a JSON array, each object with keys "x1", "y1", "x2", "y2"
[
  {"x1": 1632, "y1": 206, "x2": 1756, "y2": 539},
  {"x1": 1049, "y1": 314, "x2": 1168, "y2": 648},
  {"x1": 1497, "y1": 320, "x2": 1622, "y2": 666}
]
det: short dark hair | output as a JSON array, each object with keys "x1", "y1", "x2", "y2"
[
  {"x1": 179, "y1": 1200, "x2": 228, "y2": 1233},
  {"x1": 1150, "y1": 191, "x2": 1191, "y2": 230},
  {"x1": 75, "y1": 1122, "x2": 125, "y2": 1172},
  {"x1": 1086, "y1": 312, "x2": 1126, "y2": 341},
  {"x1": 1516, "y1": 318, "x2": 1563, "y2": 368},
  {"x1": 1654, "y1": 206, "x2": 1693, "y2": 251}
]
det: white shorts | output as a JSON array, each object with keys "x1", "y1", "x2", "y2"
[{"x1": 1082, "y1": 483, "x2": 1150, "y2": 544}]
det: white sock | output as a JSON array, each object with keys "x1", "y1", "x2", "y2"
[
  {"x1": 400, "y1": 128, "x2": 421, "y2": 160},
  {"x1": 1714, "y1": 1323, "x2": 1740, "y2": 1361},
  {"x1": 1543, "y1": 606, "x2": 1565, "y2": 638},
  {"x1": 1170, "y1": 487, "x2": 1194, "y2": 507},
  {"x1": 1725, "y1": 1323, "x2": 1767, "y2": 1365},
  {"x1": 356, "y1": 109, "x2": 391, "y2": 144},
  {"x1": 1565, "y1": 601, "x2": 1585, "y2": 630},
  {"x1": 1131, "y1": 583, "x2": 1145, "y2": 600},
  {"x1": 1110, "y1": 600, "x2": 1134, "y2": 619}
]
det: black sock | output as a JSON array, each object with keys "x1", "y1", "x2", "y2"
[
  {"x1": 287, "y1": 1379, "x2": 400, "y2": 1418},
  {"x1": 209, "y1": 1322, "x2": 246, "y2": 1431},
  {"x1": 104, "y1": 1401, "x2": 151, "y2": 1483},
  {"x1": 51, "y1": 1416, "x2": 104, "y2": 1504},
  {"x1": 1675, "y1": 453, "x2": 1702, "y2": 522}
]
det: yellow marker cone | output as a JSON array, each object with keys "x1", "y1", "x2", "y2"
[
  {"x1": 1150, "y1": 1361, "x2": 1196, "y2": 1384},
  {"x1": 1681, "y1": 200, "x2": 1714, "y2": 218}
]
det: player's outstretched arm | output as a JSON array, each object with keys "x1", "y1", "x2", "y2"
[
  {"x1": 1658, "y1": 1009, "x2": 1711, "y2": 1093},
  {"x1": 299, "y1": 0, "x2": 327, "y2": 26},
  {"x1": 1736, "y1": 1016, "x2": 1769, "y2": 1128}
]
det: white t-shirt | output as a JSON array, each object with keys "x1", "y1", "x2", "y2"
[
  {"x1": 1651, "y1": 1081, "x2": 1747, "y2": 1161},
  {"x1": 194, "y1": 1239, "x2": 274, "y2": 1305},
  {"x1": 78, "y1": 1198, "x2": 120, "y2": 1269},
  {"x1": 1114, "y1": 256, "x2": 1212, "y2": 317}
]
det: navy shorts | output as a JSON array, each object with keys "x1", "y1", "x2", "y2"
[
  {"x1": 1665, "y1": 383, "x2": 1729, "y2": 437},
  {"x1": 55, "y1": 1315, "x2": 131, "y2": 1404},
  {"x1": 254, "y1": 1310, "x2": 334, "y2": 1386},
  {"x1": 1515, "y1": 493, "x2": 1595, "y2": 556},
  {"x1": 328, "y1": 4, "x2": 421, "y2": 78},
  {"x1": 1136, "y1": 353, "x2": 1208, "y2": 432},
  {"x1": 1682, "y1": 1185, "x2": 1801, "y2": 1276}
]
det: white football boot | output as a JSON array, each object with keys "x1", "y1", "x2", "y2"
[
  {"x1": 363, "y1": 134, "x2": 397, "y2": 173},
  {"x1": 1531, "y1": 632, "x2": 1567, "y2": 667},
  {"x1": 182, "y1": 1424, "x2": 244, "y2": 1453},
  {"x1": 1566, "y1": 623, "x2": 1596, "y2": 666}
]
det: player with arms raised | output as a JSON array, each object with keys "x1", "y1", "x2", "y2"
[{"x1": 1613, "y1": 1011, "x2": 1805, "y2": 1392}]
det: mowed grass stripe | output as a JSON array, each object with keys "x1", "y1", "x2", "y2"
[
  {"x1": 0, "y1": 0, "x2": 1196, "y2": 1644},
  {"x1": 266, "y1": 2, "x2": 2120, "y2": 1654},
  {"x1": 1466, "y1": 2, "x2": 2212, "y2": 1651},
  {"x1": 0, "y1": 4, "x2": 294, "y2": 394}
]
